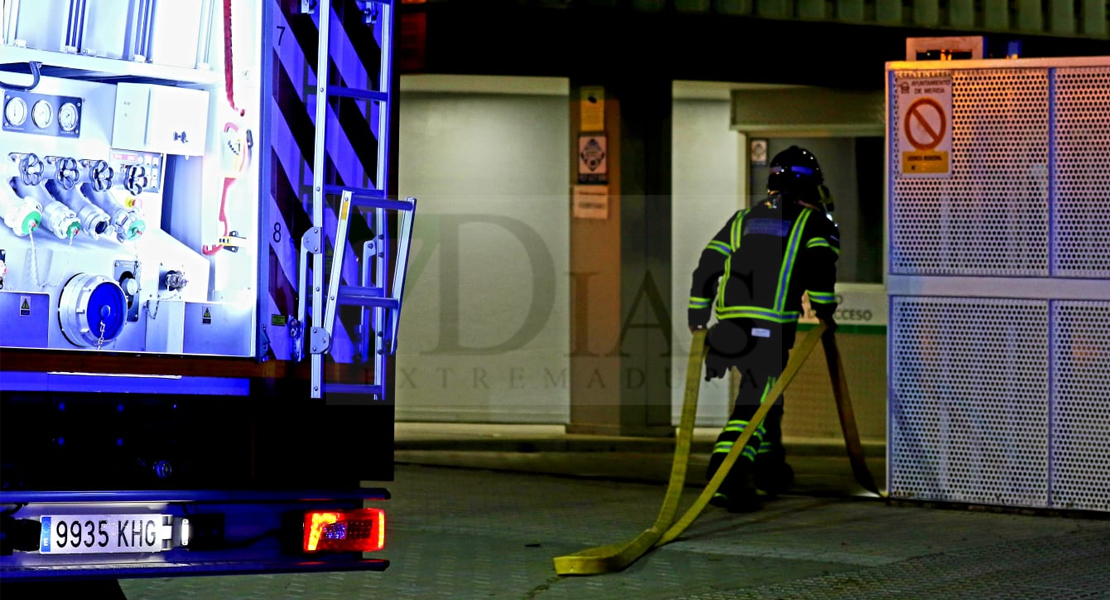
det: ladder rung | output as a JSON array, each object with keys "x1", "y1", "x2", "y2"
[
  {"x1": 324, "y1": 186, "x2": 414, "y2": 211},
  {"x1": 324, "y1": 184, "x2": 385, "y2": 200},
  {"x1": 353, "y1": 197, "x2": 415, "y2": 211},
  {"x1": 324, "y1": 383, "x2": 386, "y2": 397},
  {"x1": 328, "y1": 86, "x2": 388, "y2": 103},
  {"x1": 338, "y1": 284, "x2": 385, "y2": 300},
  {"x1": 337, "y1": 285, "x2": 400, "y2": 309}
]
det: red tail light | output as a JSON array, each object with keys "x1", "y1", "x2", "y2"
[{"x1": 303, "y1": 508, "x2": 385, "y2": 553}]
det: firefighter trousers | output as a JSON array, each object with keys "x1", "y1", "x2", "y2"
[{"x1": 706, "y1": 335, "x2": 791, "y2": 496}]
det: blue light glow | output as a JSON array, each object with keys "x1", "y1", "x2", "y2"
[{"x1": 0, "y1": 372, "x2": 250, "y2": 395}]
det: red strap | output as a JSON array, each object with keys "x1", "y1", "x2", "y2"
[{"x1": 223, "y1": 0, "x2": 245, "y2": 117}]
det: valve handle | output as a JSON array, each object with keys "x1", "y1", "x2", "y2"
[
  {"x1": 91, "y1": 160, "x2": 114, "y2": 192},
  {"x1": 56, "y1": 157, "x2": 80, "y2": 190},
  {"x1": 19, "y1": 153, "x2": 44, "y2": 186},
  {"x1": 125, "y1": 165, "x2": 147, "y2": 196}
]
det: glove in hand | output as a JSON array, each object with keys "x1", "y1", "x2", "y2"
[{"x1": 704, "y1": 349, "x2": 732, "y2": 382}]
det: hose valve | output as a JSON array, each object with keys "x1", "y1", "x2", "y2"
[{"x1": 1, "y1": 183, "x2": 42, "y2": 236}]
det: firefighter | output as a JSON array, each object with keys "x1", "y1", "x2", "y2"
[{"x1": 688, "y1": 145, "x2": 840, "y2": 513}]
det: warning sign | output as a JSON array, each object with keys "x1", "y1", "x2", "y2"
[
  {"x1": 578, "y1": 134, "x2": 607, "y2": 184},
  {"x1": 20, "y1": 295, "x2": 30, "y2": 316},
  {"x1": 202, "y1": 307, "x2": 212, "y2": 324},
  {"x1": 897, "y1": 76, "x2": 953, "y2": 177}
]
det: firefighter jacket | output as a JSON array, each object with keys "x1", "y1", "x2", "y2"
[{"x1": 688, "y1": 197, "x2": 840, "y2": 329}]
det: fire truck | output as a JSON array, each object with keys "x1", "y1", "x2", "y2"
[{"x1": 0, "y1": 0, "x2": 413, "y2": 588}]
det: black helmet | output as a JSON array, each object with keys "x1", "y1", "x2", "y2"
[
  {"x1": 767, "y1": 146, "x2": 831, "y2": 211},
  {"x1": 772, "y1": 146, "x2": 825, "y2": 196}
]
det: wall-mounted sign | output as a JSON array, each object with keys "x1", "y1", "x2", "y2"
[
  {"x1": 897, "y1": 75, "x2": 952, "y2": 177},
  {"x1": 572, "y1": 185, "x2": 608, "y2": 220},
  {"x1": 750, "y1": 138, "x2": 768, "y2": 166},
  {"x1": 800, "y1": 287, "x2": 888, "y2": 328},
  {"x1": 580, "y1": 86, "x2": 605, "y2": 132},
  {"x1": 577, "y1": 134, "x2": 607, "y2": 184}
]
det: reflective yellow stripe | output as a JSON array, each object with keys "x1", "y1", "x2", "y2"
[
  {"x1": 717, "y1": 305, "x2": 799, "y2": 318},
  {"x1": 718, "y1": 256, "x2": 730, "y2": 312},
  {"x1": 731, "y1": 209, "x2": 749, "y2": 251},
  {"x1": 807, "y1": 291, "x2": 836, "y2": 304},
  {"x1": 717, "y1": 210, "x2": 748, "y2": 312},
  {"x1": 754, "y1": 378, "x2": 776, "y2": 455},
  {"x1": 774, "y1": 211, "x2": 811, "y2": 313},
  {"x1": 761, "y1": 376, "x2": 778, "y2": 404},
  {"x1": 707, "y1": 241, "x2": 731, "y2": 256},
  {"x1": 716, "y1": 305, "x2": 801, "y2": 323},
  {"x1": 807, "y1": 238, "x2": 839, "y2": 255}
]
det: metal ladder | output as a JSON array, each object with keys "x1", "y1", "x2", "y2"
[{"x1": 294, "y1": 0, "x2": 416, "y2": 400}]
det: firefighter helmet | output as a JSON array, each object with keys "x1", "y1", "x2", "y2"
[{"x1": 767, "y1": 146, "x2": 832, "y2": 211}]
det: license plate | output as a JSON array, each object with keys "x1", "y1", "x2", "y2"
[{"x1": 39, "y1": 514, "x2": 173, "y2": 554}]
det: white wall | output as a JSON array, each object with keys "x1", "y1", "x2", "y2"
[
  {"x1": 396, "y1": 77, "x2": 571, "y2": 423},
  {"x1": 670, "y1": 89, "x2": 746, "y2": 426},
  {"x1": 395, "y1": 78, "x2": 793, "y2": 426}
]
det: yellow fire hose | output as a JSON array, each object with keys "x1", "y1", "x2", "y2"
[
  {"x1": 553, "y1": 323, "x2": 883, "y2": 576},
  {"x1": 551, "y1": 328, "x2": 709, "y2": 576}
]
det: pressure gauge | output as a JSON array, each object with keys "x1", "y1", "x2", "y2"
[
  {"x1": 58, "y1": 102, "x2": 79, "y2": 132},
  {"x1": 31, "y1": 100, "x2": 53, "y2": 129},
  {"x1": 4, "y1": 97, "x2": 27, "y2": 126}
]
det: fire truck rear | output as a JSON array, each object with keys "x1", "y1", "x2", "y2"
[{"x1": 0, "y1": 0, "x2": 412, "y2": 586}]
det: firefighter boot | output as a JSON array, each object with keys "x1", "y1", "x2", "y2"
[
  {"x1": 753, "y1": 457, "x2": 795, "y2": 499},
  {"x1": 706, "y1": 456, "x2": 762, "y2": 513},
  {"x1": 707, "y1": 452, "x2": 730, "y2": 508}
]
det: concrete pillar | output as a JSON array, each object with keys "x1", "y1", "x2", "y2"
[{"x1": 567, "y1": 77, "x2": 674, "y2": 437}]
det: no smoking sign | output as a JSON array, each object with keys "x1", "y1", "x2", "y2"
[{"x1": 897, "y1": 75, "x2": 953, "y2": 177}]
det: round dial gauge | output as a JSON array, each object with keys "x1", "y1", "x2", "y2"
[
  {"x1": 4, "y1": 97, "x2": 27, "y2": 126},
  {"x1": 31, "y1": 100, "x2": 53, "y2": 129},
  {"x1": 58, "y1": 102, "x2": 78, "y2": 132}
]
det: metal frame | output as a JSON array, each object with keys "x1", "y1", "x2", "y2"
[
  {"x1": 256, "y1": 0, "x2": 275, "y2": 361},
  {"x1": 196, "y1": 0, "x2": 218, "y2": 69},
  {"x1": 132, "y1": 0, "x2": 156, "y2": 60},
  {"x1": 295, "y1": 0, "x2": 415, "y2": 400},
  {"x1": 64, "y1": 0, "x2": 87, "y2": 54},
  {"x1": 307, "y1": 0, "x2": 332, "y2": 396}
]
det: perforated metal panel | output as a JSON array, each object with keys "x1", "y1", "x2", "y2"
[
  {"x1": 890, "y1": 69, "x2": 1050, "y2": 276},
  {"x1": 1052, "y1": 66, "x2": 1110, "y2": 279},
  {"x1": 1051, "y1": 301, "x2": 1110, "y2": 512},
  {"x1": 889, "y1": 297, "x2": 1050, "y2": 507}
]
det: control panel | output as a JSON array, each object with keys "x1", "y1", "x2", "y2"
[{"x1": 0, "y1": 0, "x2": 261, "y2": 357}]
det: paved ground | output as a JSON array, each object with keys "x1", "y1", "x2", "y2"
[{"x1": 108, "y1": 424, "x2": 1110, "y2": 600}]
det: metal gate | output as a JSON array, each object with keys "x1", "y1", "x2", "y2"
[{"x1": 886, "y1": 56, "x2": 1110, "y2": 512}]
